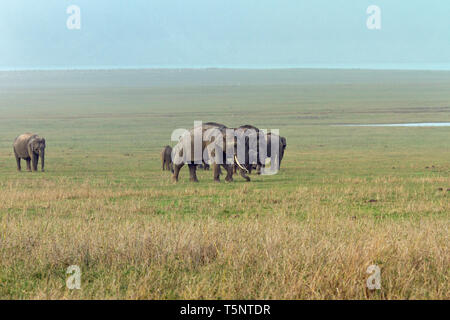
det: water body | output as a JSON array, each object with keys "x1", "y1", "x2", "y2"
[{"x1": 341, "y1": 123, "x2": 450, "y2": 127}]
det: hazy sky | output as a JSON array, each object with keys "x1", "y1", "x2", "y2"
[{"x1": 1, "y1": 0, "x2": 449, "y2": 70}]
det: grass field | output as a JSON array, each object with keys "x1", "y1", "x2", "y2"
[{"x1": 0, "y1": 69, "x2": 448, "y2": 299}]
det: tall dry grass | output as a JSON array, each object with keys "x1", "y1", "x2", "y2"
[{"x1": 0, "y1": 177, "x2": 448, "y2": 299}]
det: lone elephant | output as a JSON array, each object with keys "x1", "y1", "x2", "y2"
[{"x1": 13, "y1": 133, "x2": 46, "y2": 172}]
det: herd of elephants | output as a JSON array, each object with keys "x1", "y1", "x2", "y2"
[
  {"x1": 161, "y1": 122, "x2": 287, "y2": 182},
  {"x1": 11, "y1": 122, "x2": 287, "y2": 183}
]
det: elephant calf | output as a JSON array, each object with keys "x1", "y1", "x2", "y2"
[
  {"x1": 161, "y1": 145, "x2": 174, "y2": 173},
  {"x1": 13, "y1": 133, "x2": 46, "y2": 172}
]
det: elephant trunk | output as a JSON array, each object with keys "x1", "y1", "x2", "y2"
[
  {"x1": 40, "y1": 149, "x2": 45, "y2": 171},
  {"x1": 31, "y1": 153, "x2": 38, "y2": 171}
]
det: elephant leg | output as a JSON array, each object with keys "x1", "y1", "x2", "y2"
[
  {"x1": 172, "y1": 163, "x2": 184, "y2": 182},
  {"x1": 239, "y1": 168, "x2": 251, "y2": 182},
  {"x1": 162, "y1": 159, "x2": 165, "y2": 171},
  {"x1": 212, "y1": 163, "x2": 221, "y2": 182},
  {"x1": 15, "y1": 155, "x2": 21, "y2": 171},
  {"x1": 188, "y1": 164, "x2": 199, "y2": 182},
  {"x1": 26, "y1": 158, "x2": 31, "y2": 172},
  {"x1": 222, "y1": 164, "x2": 233, "y2": 182},
  {"x1": 256, "y1": 164, "x2": 262, "y2": 175}
]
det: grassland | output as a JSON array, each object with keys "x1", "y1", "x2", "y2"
[{"x1": 0, "y1": 69, "x2": 449, "y2": 299}]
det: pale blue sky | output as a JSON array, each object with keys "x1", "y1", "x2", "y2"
[{"x1": 1, "y1": 0, "x2": 449, "y2": 70}]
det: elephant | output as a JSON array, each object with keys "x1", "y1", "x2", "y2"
[
  {"x1": 171, "y1": 122, "x2": 250, "y2": 182},
  {"x1": 161, "y1": 145, "x2": 174, "y2": 173},
  {"x1": 236, "y1": 130, "x2": 286, "y2": 173},
  {"x1": 13, "y1": 133, "x2": 46, "y2": 172},
  {"x1": 198, "y1": 123, "x2": 228, "y2": 172},
  {"x1": 203, "y1": 122, "x2": 228, "y2": 129},
  {"x1": 265, "y1": 132, "x2": 287, "y2": 170},
  {"x1": 234, "y1": 124, "x2": 267, "y2": 175}
]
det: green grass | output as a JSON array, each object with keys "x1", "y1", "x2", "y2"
[{"x1": 0, "y1": 69, "x2": 448, "y2": 299}]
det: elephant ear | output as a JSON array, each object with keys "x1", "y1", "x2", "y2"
[
  {"x1": 29, "y1": 139, "x2": 39, "y2": 152},
  {"x1": 171, "y1": 142, "x2": 184, "y2": 165}
]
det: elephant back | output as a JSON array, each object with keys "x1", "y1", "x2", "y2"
[
  {"x1": 13, "y1": 133, "x2": 37, "y2": 158},
  {"x1": 14, "y1": 133, "x2": 35, "y2": 144}
]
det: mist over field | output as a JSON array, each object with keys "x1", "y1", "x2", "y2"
[{"x1": 0, "y1": 69, "x2": 448, "y2": 299}]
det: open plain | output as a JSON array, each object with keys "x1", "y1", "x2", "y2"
[{"x1": 0, "y1": 69, "x2": 448, "y2": 299}]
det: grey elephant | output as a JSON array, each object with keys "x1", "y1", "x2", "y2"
[
  {"x1": 197, "y1": 123, "x2": 224, "y2": 172},
  {"x1": 172, "y1": 122, "x2": 250, "y2": 182},
  {"x1": 13, "y1": 133, "x2": 46, "y2": 172},
  {"x1": 203, "y1": 122, "x2": 228, "y2": 129},
  {"x1": 265, "y1": 132, "x2": 287, "y2": 169},
  {"x1": 242, "y1": 131, "x2": 286, "y2": 173},
  {"x1": 234, "y1": 124, "x2": 267, "y2": 175},
  {"x1": 199, "y1": 122, "x2": 226, "y2": 172},
  {"x1": 161, "y1": 145, "x2": 174, "y2": 173}
]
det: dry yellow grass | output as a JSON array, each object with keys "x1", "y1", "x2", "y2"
[{"x1": 0, "y1": 177, "x2": 448, "y2": 299}]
